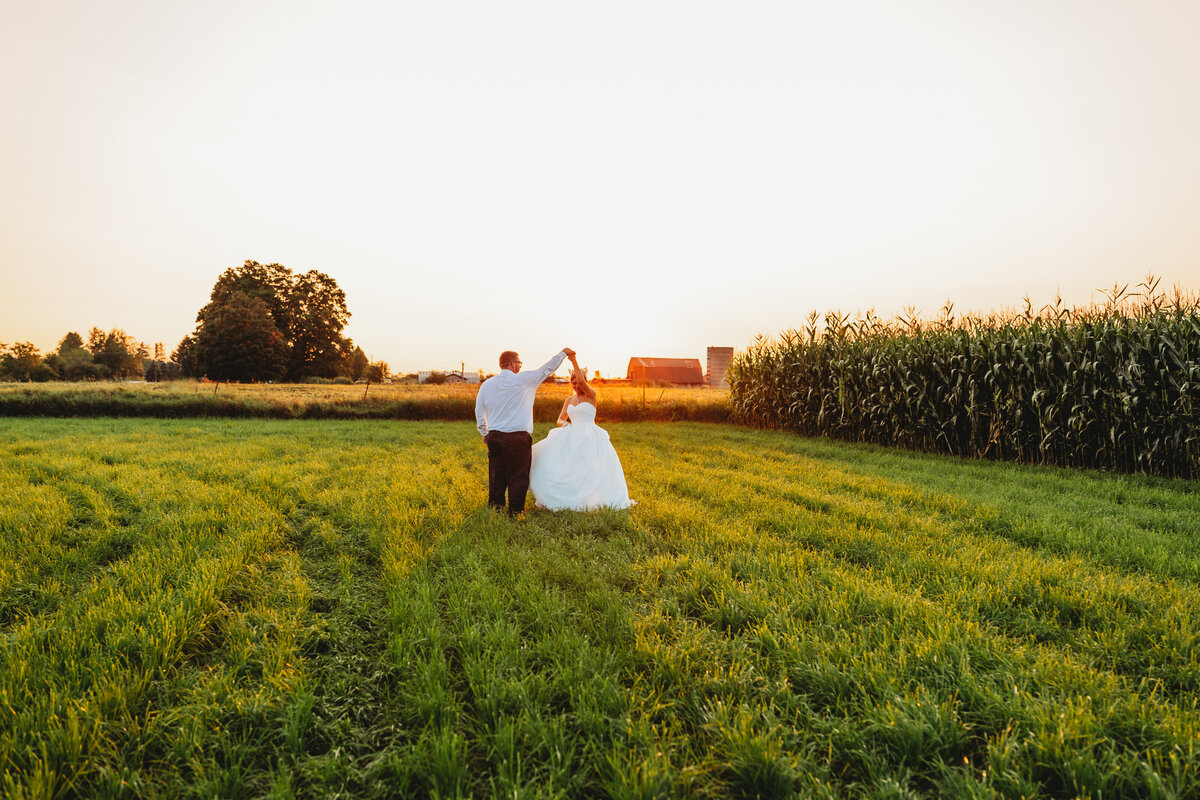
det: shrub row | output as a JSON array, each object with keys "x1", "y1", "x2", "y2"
[
  {"x1": 0, "y1": 388, "x2": 731, "y2": 424},
  {"x1": 730, "y1": 279, "x2": 1200, "y2": 478}
]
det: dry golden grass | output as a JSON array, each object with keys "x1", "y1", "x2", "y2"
[
  {"x1": 0, "y1": 379, "x2": 726, "y2": 404},
  {"x1": 0, "y1": 379, "x2": 731, "y2": 423}
]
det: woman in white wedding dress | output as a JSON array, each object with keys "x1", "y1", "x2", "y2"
[{"x1": 529, "y1": 353, "x2": 635, "y2": 511}]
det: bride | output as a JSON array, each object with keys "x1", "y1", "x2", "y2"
[{"x1": 529, "y1": 352, "x2": 635, "y2": 511}]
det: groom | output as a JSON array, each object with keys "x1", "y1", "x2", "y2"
[{"x1": 475, "y1": 347, "x2": 574, "y2": 515}]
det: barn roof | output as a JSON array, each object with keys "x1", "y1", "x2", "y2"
[
  {"x1": 626, "y1": 357, "x2": 705, "y2": 384},
  {"x1": 628, "y1": 357, "x2": 702, "y2": 369}
]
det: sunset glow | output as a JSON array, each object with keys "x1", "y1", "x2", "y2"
[{"x1": 3, "y1": 0, "x2": 1199, "y2": 378}]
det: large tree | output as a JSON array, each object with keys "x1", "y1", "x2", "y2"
[
  {"x1": 347, "y1": 345, "x2": 369, "y2": 382},
  {"x1": 1, "y1": 342, "x2": 54, "y2": 381},
  {"x1": 49, "y1": 332, "x2": 103, "y2": 381},
  {"x1": 285, "y1": 269, "x2": 351, "y2": 379},
  {"x1": 365, "y1": 360, "x2": 388, "y2": 383},
  {"x1": 205, "y1": 261, "x2": 295, "y2": 334},
  {"x1": 57, "y1": 332, "x2": 85, "y2": 355},
  {"x1": 193, "y1": 291, "x2": 288, "y2": 383},
  {"x1": 172, "y1": 334, "x2": 200, "y2": 378},
  {"x1": 86, "y1": 327, "x2": 106, "y2": 356},
  {"x1": 94, "y1": 329, "x2": 139, "y2": 378},
  {"x1": 194, "y1": 260, "x2": 351, "y2": 381}
]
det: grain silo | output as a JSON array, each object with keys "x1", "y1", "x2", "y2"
[{"x1": 706, "y1": 347, "x2": 733, "y2": 388}]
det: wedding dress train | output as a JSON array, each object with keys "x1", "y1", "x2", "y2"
[{"x1": 529, "y1": 402, "x2": 634, "y2": 511}]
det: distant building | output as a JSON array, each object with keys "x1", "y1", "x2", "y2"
[
  {"x1": 418, "y1": 370, "x2": 481, "y2": 384},
  {"x1": 626, "y1": 357, "x2": 704, "y2": 385},
  {"x1": 706, "y1": 346, "x2": 734, "y2": 388}
]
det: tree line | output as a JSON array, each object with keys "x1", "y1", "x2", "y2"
[
  {"x1": 1, "y1": 261, "x2": 388, "y2": 384},
  {"x1": 0, "y1": 329, "x2": 173, "y2": 383}
]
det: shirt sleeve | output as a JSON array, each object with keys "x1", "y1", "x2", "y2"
[
  {"x1": 523, "y1": 350, "x2": 567, "y2": 385},
  {"x1": 475, "y1": 383, "x2": 489, "y2": 437}
]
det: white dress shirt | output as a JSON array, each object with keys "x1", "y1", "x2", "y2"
[{"x1": 475, "y1": 350, "x2": 568, "y2": 437}]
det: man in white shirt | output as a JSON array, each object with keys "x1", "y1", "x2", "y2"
[{"x1": 475, "y1": 347, "x2": 574, "y2": 515}]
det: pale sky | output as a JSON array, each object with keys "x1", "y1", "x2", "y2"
[{"x1": 3, "y1": 0, "x2": 1199, "y2": 378}]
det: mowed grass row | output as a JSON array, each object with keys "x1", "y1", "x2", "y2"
[{"x1": 0, "y1": 419, "x2": 1197, "y2": 798}]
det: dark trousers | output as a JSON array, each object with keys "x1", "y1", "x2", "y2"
[{"x1": 486, "y1": 430, "x2": 533, "y2": 515}]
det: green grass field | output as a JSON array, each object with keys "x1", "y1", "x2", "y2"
[{"x1": 1, "y1": 419, "x2": 1198, "y2": 799}]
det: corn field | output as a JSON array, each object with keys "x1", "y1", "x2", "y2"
[{"x1": 729, "y1": 277, "x2": 1200, "y2": 479}]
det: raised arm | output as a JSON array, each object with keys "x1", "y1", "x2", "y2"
[
  {"x1": 567, "y1": 353, "x2": 597, "y2": 402},
  {"x1": 523, "y1": 348, "x2": 570, "y2": 385}
]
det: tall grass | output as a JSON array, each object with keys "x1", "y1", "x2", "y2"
[
  {"x1": 0, "y1": 382, "x2": 732, "y2": 424},
  {"x1": 730, "y1": 276, "x2": 1200, "y2": 478},
  {"x1": 2, "y1": 419, "x2": 1198, "y2": 797}
]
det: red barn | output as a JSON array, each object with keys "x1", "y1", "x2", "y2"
[{"x1": 626, "y1": 357, "x2": 704, "y2": 385}]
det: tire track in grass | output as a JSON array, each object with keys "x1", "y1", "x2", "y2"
[
  {"x1": 0, "y1": 470, "x2": 293, "y2": 798},
  {"x1": 710, "y1": 426, "x2": 1200, "y2": 584},
  {"x1": 279, "y1": 419, "x2": 661, "y2": 797},
  {"x1": 101, "y1": 543, "x2": 313, "y2": 799},
  {"x1": 0, "y1": 448, "x2": 148, "y2": 631},
  {"x1": 42, "y1": 421, "x2": 466, "y2": 799},
  {"x1": 616, "y1": 424, "x2": 1200, "y2": 799},
  {"x1": 636, "y1": 538, "x2": 1200, "y2": 798},
  {"x1": 260, "y1": 421, "x2": 494, "y2": 797},
  {"x1": 380, "y1": 507, "x2": 649, "y2": 798},
  {"x1": 56, "y1": 420, "x2": 488, "y2": 798},
  {"x1": 629, "y1": 532, "x2": 1200, "y2": 798},
  {"x1": 638, "y1": 425, "x2": 1200, "y2": 696},
  {"x1": 6, "y1": 418, "x2": 1197, "y2": 798},
  {"x1": 268, "y1": 502, "x2": 400, "y2": 798},
  {"x1": 1, "y1": 420, "x2": 330, "y2": 798}
]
